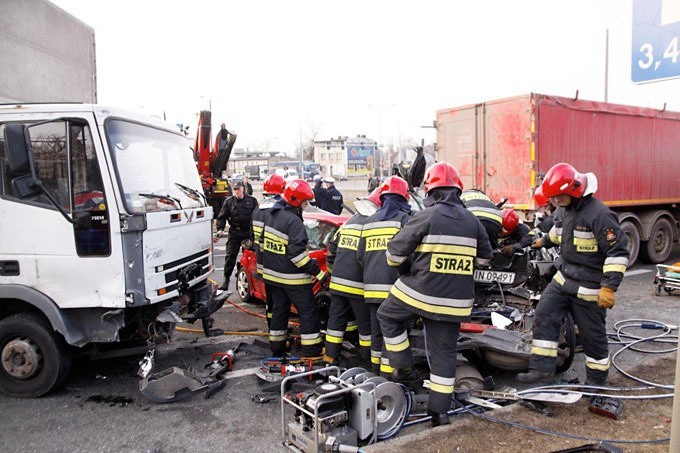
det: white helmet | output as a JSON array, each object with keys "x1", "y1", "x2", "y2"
[
  {"x1": 313, "y1": 174, "x2": 322, "y2": 182},
  {"x1": 324, "y1": 176, "x2": 336, "y2": 184}
]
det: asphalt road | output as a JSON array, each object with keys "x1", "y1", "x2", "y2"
[{"x1": 0, "y1": 241, "x2": 678, "y2": 453}]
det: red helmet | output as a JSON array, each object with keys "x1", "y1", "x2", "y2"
[
  {"x1": 541, "y1": 163, "x2": 587, "y2": 198},
  {"x1": 263, "y1": 173, "x2": 286, "y2": 195},
  {"x1": 366, "y1": 187, "x2": 383, "y2": 207},
  {"x1": 501, "y1": 208, "x2": 520, "y2": 234},
  {"x1": 424, "y1": 162, "x2": 463, "y2": 193},
  {"x1": 533, "y1": 186, "x2": 549, "y2": 207},
  {"x1": 380, "y1": 176, "x2": 409, "y2": 201},
  {"x1": 282, "y1": 179, "x2": 314, "y2": 207}
]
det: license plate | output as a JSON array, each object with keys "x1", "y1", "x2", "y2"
[{"x1": 474, "y1": 270, "x2": 516, "y2": 284}]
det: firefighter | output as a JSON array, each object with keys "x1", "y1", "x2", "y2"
[
  {"x1": 252, "y1": 173, "x2": 286, "y2": 328},
  {"x1": 323, "y1": 176, "x2": 344, "y2": 215},
  {"x1": 460, "y1": 189, "x2": 503, "y2": 249},
  {"x1": 356, "y1": 176, "x2": 411, "y2": 377},
  {"x1": 215, "y1": 181, "x2": 258, "y2": 291},
  {"x1": 533, "y1": 185, "x2": 556, "y2": 234},
  {"x1": 311, "y1": 175, "x2": 328, "y2": 210},
  {"x1": 498, "y1": 208, "x2": 532, "y2": 256},
  {"x1": 262, "y1": 179, "x2": 326, "y2": 357},
  {"x1": 323, "y1": 187, "x2": 383, "y2": 367},
  {"x1": 377, "y1": 162, "x2": 492, "y2": 427},
  {"x1": 517, "y1": 163, "x2": 629, "y2": 416}
]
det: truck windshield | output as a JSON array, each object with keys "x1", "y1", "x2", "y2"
[{"x1": 106, "y1": 119, "x2": 204, "y2": 213}]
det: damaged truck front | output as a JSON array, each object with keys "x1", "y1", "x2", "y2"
[{"x1": 0, "y1": 104, "x2": 224, "y2": 397}]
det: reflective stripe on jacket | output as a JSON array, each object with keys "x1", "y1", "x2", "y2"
[
  {"x1": 357, "y1": 210, "x2": 411, "y2": 304},
  {"x1": 543, "y1": 196, "x2": 628, "y2": 291},
  {"x1": 386, "y1": 204, "x2": 493, "y2": 321}
]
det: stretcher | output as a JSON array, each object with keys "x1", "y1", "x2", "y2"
[{"x1": 653, "y1": 263, "x2": 680, "y2": 296}]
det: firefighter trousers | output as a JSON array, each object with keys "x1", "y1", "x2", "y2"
[
  {"x1": 368, "y1": 304, "x2": 392, "y2": 376},
  {"x1": 378, "y1": 296, "x2": 460, "y2": 414},
  {"x1": 324, "y1": 294, "x2": 371, "y2": 363},
  {"x1": 268, "y1": 285, "x2": 322, "y2": 357},
  {"x1": 530, "y1": 281, "x2": 609, "y2": 384}
]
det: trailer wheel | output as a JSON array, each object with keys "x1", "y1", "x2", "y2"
[
  {"x1": 555, "y1": 314, "x2": 576, "y2": 374},
  {"x1": 620, "y1": 221, "x2": 640, "y2": 267},
  {"x1": 236, "y1": 267, "x2": 253, "y2": 303},
  {"x1": 640, "y1": 217, "x2": 674, "y2": 264},
  {"x1": 0, "y1": 313, "x2": 72, "y2": 397}
]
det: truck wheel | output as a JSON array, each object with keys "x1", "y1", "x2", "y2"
[
  {"x1": 620, "y1": 221, "x2": 640, "y2": 267},
  {"x1": 555, "y1": 314, "x2": 576, "y2": 374},
  {"x1": 236, "y1": 267, "x2": 253, "y2": 303},
  {"x1": 0, "y1": 313, "x2": 72, "y2": 397},
  {"x1": 640, "y1": 218, "x2": 674, "y2": 264}
]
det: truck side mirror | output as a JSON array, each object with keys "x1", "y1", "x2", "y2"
[
  {"x1": 4, "y1": 123, "x2": 31, "y2": 174},
  {"x1": 11, "y1": 174, "x2": 41, "y2": 199}
]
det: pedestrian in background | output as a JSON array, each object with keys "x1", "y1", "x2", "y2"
[
  {"x1": 243, "y1": 176, "x2": 254, "y2": 196},
  {"x1": 215, "y1": 181, "x2": 258, "y2": 291},
  {"x1": 323, "y1": 176, "x2": 344, "y2": 214}
]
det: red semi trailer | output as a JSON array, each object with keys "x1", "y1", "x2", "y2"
[{"x1": 435, "y1": 93, "x2": 680, "y2": 265}]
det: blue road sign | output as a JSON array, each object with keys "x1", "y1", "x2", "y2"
[{"x1": 632, "y1": 0, "x2": 680, "y2": 83}]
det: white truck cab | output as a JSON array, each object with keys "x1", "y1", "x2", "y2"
[{"x1": 0, "y1": 104, "x2": 224, "y2": 397}]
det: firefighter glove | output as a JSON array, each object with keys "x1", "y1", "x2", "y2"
[
  {"x1": 501, "y1": 243, "x2": 521, "y2": 256},
  {"x1": 598, "y1": 287, "x2": 615, "y2": 309},
  {"x1": 531, "y1": 237, "x2": 544, "y2": 249},
  {"x1": 315, "y1": 270, "x2": 330, "y2": 287}
]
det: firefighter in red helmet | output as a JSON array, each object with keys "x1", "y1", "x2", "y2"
[
  {"x1": 517, "y1": 163, "x2": 629, "y2": 418},
  {"x1": 357, "y1": 176, "x2": 412, "y2": 377},
  {"x1": 377, "y1": 162, "x2": 492, "y2": 427},
  {"x1": 262, "y1": 179, "x2": 325, "y2": 357},
  {"x1": 252, "y1": 173, "x2": 287, "y2": 327},
  {"x1": 498, "y1": 208, "x2": 532, "y2": 257},
  {"x1": 322, "y1": 187, "x2": 383, "y2": 367}
]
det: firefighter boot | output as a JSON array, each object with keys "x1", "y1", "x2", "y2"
[
  {"x1": 392, "y1": 368, "x2": 423, "y2": 392},
  {"x1": 516, "y1": 369, "x2": 554, "y2": 384},
  {"x1": 428, "y1": 410, "x2": 450, "y2": 428}
]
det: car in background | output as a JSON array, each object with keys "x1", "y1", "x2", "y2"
[{"x1": 236, "y1": 210, "x2": 348, "y2": 306}]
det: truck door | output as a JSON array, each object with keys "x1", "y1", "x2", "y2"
[{"x1": 0, "y1": 119, "x2": 125, "y2": 308}]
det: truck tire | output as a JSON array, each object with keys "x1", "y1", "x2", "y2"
[
  {"x1": 0, "y1": 313, "x2": 72, "y2": 397},
  {"x1": 640, "y1": 217, "x2": 674, "y2": 264},
  {"x1": 620, "y1": 221, "x2": 640, "y2": 267}
]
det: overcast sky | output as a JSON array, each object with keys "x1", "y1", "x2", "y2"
[{"x1": 51, "y1": 0, "x2": 680, "y2": 154}]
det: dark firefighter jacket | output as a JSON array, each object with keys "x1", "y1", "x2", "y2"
[
  {"x1": 357, "y1": 199, "x2": 411, "y2": 304},
  {"x1": 499, "y1": 223, "x2": 533, "y2": 248},
  {"x1": 252, "y1": 195, "x2": 279, "y2": 274},
  {"x1": 461, "y1": 190, "x2": 502, "y2": 247},
  {"x1": 215, "y1": 194, "x2": 258, "y2": 233},
  {"x1": 385, "y1": 191, "x2": 493, "y2": 322},
  {"x1": 543, "y1": 195, "x2": 629, "y2": 296},
  {"x1": 324, "y1": 185, "x2": 344, "y2": 215},
  {"x1": 327, "y1": 213, "x2": 369, "y2": 297},
  {"x1": 262, "y1": 201, "x2": 322, "y2": 286}
]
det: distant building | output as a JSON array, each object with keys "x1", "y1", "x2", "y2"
[{"x1": 313, "y1": 135, "x2": 377, "y2": 178}]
